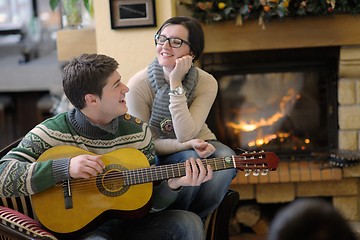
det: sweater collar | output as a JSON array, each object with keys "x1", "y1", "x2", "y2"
[{"x1": 67, "y1": 108, "x2": 118, "y2": 139}]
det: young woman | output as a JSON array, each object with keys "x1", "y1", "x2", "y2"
[{"x1": 127, "y1": 16, "x2": 237, "y2": 219}]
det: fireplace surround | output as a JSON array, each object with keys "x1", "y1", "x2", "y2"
[
  {"x1": 198, "y1": 14, "x2": 360, "y2": 155},
  {"x1": 202, "y1": 47, "x2": 339, "y2": 158},
  {"x1": 193, "y1": 14, "x2": 360, "y2": 224}
]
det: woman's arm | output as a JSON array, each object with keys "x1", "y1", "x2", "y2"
[
  {"x1": 154, "y1": 138, "x2": 214, "y2": 158},
  {"x1": 127, "y1": 69, "x2": 188, "y2": 154},
  {"x1": 170, "y1": 70, "x2": 218, "y2": 142},
  {"x1": 127, "y1": 68, "x2": 218, "y2": 155}
]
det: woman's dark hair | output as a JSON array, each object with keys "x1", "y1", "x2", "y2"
[
  {"x1": 62, "y1": 53, "x2": 119, "y2": 109},
  {"x1": 155, "y1": 16, "x2": 204, "y2": 61}
]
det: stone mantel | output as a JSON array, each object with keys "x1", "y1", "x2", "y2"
[{"x1": 201, "y1": 14, "x2": 360, "y2": 53}]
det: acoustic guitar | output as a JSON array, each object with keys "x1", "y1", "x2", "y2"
[{"x1": 32, "y1": 146, "x2": 279, "y2": 236}]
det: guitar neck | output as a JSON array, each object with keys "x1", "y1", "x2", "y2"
[{"x1": 124, "y1": 157, "x2": 234, "y2": 186}]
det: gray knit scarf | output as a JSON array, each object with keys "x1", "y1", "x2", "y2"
[{"x1": 148, "y1": 58, "x2": 198, "y2": 139}]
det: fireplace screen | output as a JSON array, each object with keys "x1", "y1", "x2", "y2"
[
  {"x1": 219, "y1": 71, "x2": 328, "y2": 153},
  {"x1": 203, "y1": 47, "x2": 339, "y2": 158}
]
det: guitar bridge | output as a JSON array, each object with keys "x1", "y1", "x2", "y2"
[{"x1": 62, "y1": 180, "x2": 73, "y2": 209}]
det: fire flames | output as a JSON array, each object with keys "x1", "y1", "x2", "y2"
[{"x1": 226, "y1": 88, "x2": 312, "y2": 149}]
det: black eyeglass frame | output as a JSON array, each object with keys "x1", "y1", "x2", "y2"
[{"x1": 154, "y1": 34, "x2": 191, "y2": 48}]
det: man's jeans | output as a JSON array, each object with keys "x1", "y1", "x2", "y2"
[{"x1": 80, "y1": 210, "x2": 205, "y2": 240}]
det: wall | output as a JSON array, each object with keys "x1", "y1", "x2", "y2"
[
  {"x1": 93, "y1": 0, "x2": 176, "y2": 83},
  {"x1": 338, "y1": 46, "x2": 360, "y2": 150}
]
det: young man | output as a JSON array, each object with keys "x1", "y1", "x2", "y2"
[{"x1": 0, "y1": 53, "x2": 213, "y2": 239}]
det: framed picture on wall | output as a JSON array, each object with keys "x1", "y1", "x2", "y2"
[{"x1": 110, "y1": 0, "x2": 157, "y2": 29}]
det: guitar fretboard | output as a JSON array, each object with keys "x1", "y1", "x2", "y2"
[{"x1": 124, "y1": 157, "x2": 235, "y2": 186}]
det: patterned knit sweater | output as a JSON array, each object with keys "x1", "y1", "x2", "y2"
[{"x1": 0, "y1": 108, "x2": 179, "y2": 211}]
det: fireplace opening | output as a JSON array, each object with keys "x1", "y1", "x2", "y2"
[{"x1": 202, "y1": 47, "x2": 340, "y2": 159}]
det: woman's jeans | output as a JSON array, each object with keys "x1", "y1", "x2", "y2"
[{"x1": 157, "y1": 140, "x2": 237, "y2": 219}]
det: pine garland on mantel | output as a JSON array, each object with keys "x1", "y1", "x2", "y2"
[{"x1": 180, "y1": 0, "x2": 360, "y2": 29}]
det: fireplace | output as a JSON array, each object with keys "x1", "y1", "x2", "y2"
[
  {"x1": 189, "y1": 15, "x2": 360, "y2": 231},
  {"x1": 202, "y1": 46, "x2": 340, "y2": 159}
]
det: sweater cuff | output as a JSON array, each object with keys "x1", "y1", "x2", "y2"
[
  {"x1": 159, "y1": 180, "x2": 181, "y2": 196},
  {"x1": 52, "y1": 158, "x2": 71, "y2": 183},
  {"x1": 151, "y1": 180, "x2": 180, "y2": 212}
]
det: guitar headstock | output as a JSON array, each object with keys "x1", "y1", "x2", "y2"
[{"x1": 234, "y1": 151, "x2": 280, "y2": 177}]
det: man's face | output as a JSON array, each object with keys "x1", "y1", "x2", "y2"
[{"x1": 97, "y1": 71, "x2": 129, "y2": 122}]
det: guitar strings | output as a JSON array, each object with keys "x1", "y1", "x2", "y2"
[{"x1": 58, "y1": 155, "x2": 266, "y2": 192}]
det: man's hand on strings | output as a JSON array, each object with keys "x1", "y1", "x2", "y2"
[{"x1": 69, "y1": 154, "x2": 105, "y2": 179}]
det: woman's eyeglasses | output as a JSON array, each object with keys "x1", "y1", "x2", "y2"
[{"x1": 154, "y1": 34, "x2": 191, "y2": 48}]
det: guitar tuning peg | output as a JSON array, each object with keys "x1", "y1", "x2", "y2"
[
  {"x1": 261, "y1": 169, "x2": 269, "y2": 175},
  {"x1": 236, "y1": 148, "x2": 248, "y2": 154},
  {"x1": 245, "y1": 169, "x2": 251, "y2": 177},
  {"x1": 253, "y1": 169, "x2": 260, "y2": 176}
]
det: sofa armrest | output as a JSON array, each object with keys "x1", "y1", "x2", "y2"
[{"x1": 0, "y1": 206, "x2": 57, "y2": 240}]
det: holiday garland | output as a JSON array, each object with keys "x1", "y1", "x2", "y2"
[{"x1": 184, "y1": 0, "x2": 360, "y2": 28}]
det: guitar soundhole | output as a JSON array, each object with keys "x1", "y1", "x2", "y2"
[{"x1": 96, "y1": 164, "x2": 129, "y2": 197}]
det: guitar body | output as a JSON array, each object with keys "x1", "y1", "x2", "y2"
[{"x1": 32, "y1": 146, "x2": 153, "y2": 235}]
